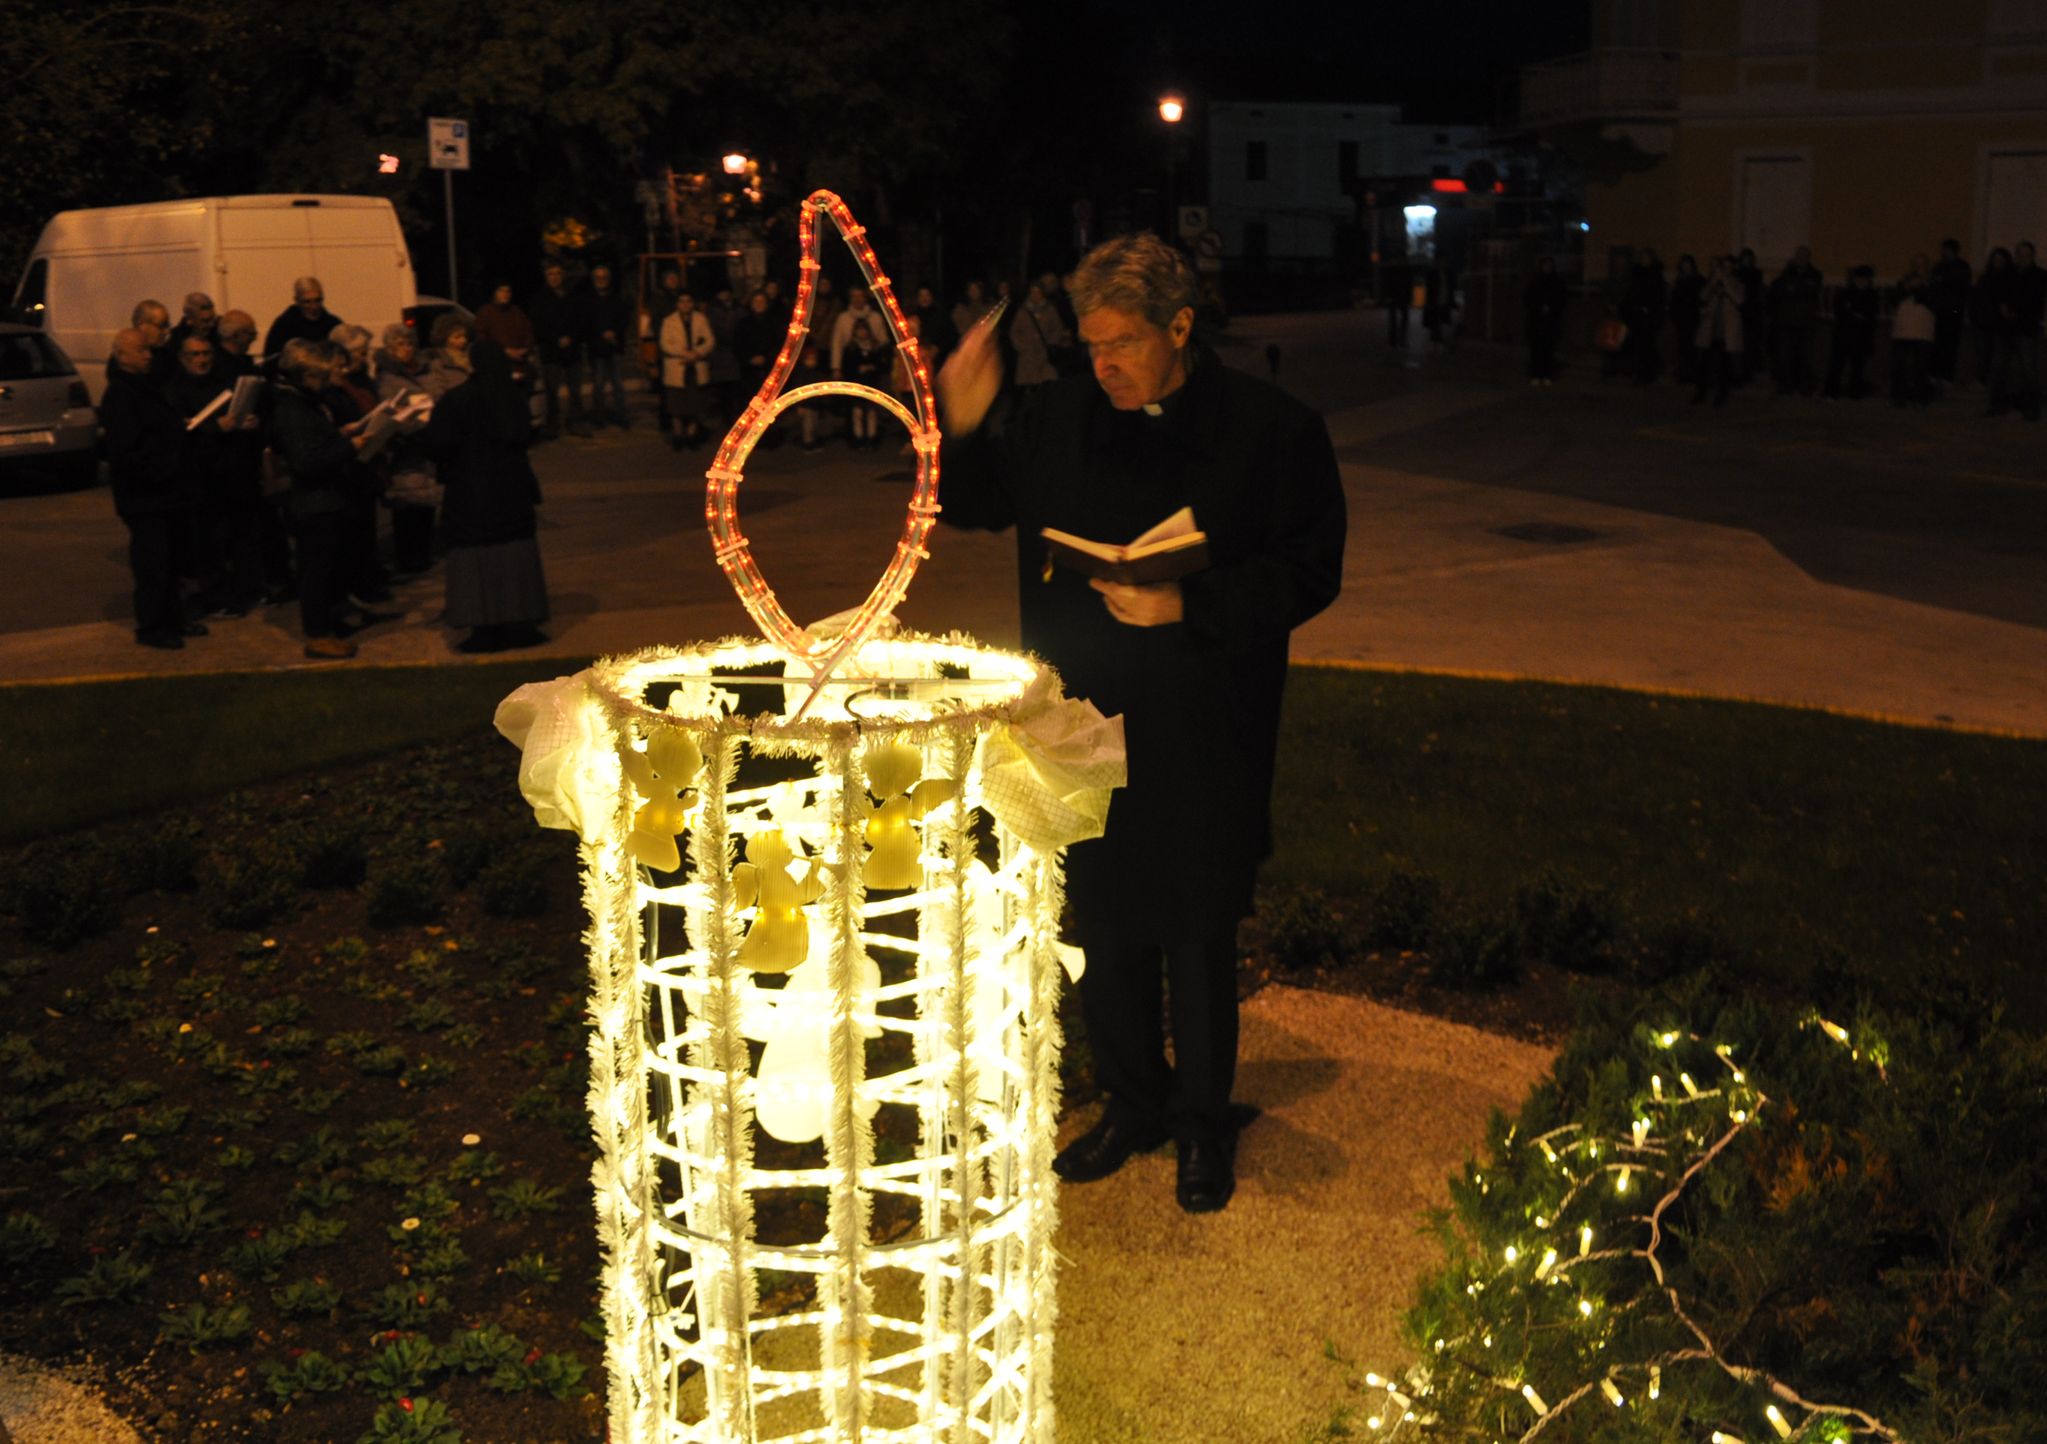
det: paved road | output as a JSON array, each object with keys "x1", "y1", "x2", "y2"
[{"x1": 2, "y1": 312, "x2": 2043, "y2": 732}]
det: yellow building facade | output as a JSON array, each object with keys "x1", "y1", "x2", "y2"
[{"x1": 1526, "y1": 0, "x2": 2047, "y2": 279}]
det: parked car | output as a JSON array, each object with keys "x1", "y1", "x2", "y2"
[
  {"x1": 402, "y1": 294, "x2": 472, "y2": 342},
  {"x1": 0, "y1": 324, "x2": 98, "y2": 491}
]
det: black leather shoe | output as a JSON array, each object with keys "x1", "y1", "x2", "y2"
[
  {"x1": 1053, "y1": 1112, "x2": 1169, "y2": 1183},
  {"x1": 1176, "y1": 1134, "x2": 1236, "y2": 1214}
]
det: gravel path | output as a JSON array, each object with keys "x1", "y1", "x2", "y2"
[{"x1": 0, "y1": 1353, "x2": 141, "y2": 1444}]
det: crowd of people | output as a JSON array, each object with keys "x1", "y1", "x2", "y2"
[
  {"x1": 1534, "y1": 238, "x2": 2044, "y2": 416},
  {"x1": 100, "y1": 279, "x2": 547, "y2": 659}
]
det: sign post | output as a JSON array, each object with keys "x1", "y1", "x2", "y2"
[{"x1": 428, "y1": 117, "x2": 470, "y2": 301}]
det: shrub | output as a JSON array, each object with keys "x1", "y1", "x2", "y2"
[
  {"x1": 128, "y1": 820, "x2": 200, "y2": 894},
  {"x1": 1258, "y1": 883, "x2": 1348, "y2": 971},
  {"x1": 365, "y1": 859, "x2": 445, "y2": 928},
  {"x1": 55, "y1": 1252, "x2": 153, "y2": 1306},
  {"x1": 0, "y1": 1211, "x2": 59, "y2": 1259},
  {"x1": 1512, "y1": 871, "x2": 1619, "y2": 973},
  {"x1": 261, "y1": 1348, "x2": 352, "y2": 1404},
  {"x1": 438, "y1": 823, "x2": 498, "y2": 889},
  {"x1": 358, "y1": 1397, "x2": 462, "y2": 1444},
  {"x1": 440, "y1": 1323, "x2": 523, "y2": 1375},
  {"x1": 476, "y1": 844, "x2": 555, "y2": 918},
  {"x1": 295, "y1": 820, "x2": 370, "y2": 889},
  {"x1": 4, "y1": 843, "x2": 120, "y2": 948},
  {"x1": 489, "y1": 1180, "x2": 563, "y2": 1220},
  {"x1": 368, "y1": 1282, "x2": 449, "y2": 1329},
  {"x1": 140, "y1": 1179, "x2": 225, "y2": 1246},
  {"x1": 1366, "y1": 870, "x2": 1441, "y2": 951},
  {"x1": 360, "y1": 1334, "x2": 440, "y2": 1399},
  {"x1": 272, "y1": 1278, "x2": 343, "y2": 1317},
  {"x1": 200, "y1": 848, "x2": 299, "y2": 930},
  {"x1": 1426, "y1": 911, "x2": 1519, "y2": 991},
  {"x1": 1350, "y1": 980, "x2": 2047, "y2": 1444}
]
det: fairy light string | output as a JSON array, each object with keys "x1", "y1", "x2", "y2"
[{"x1": 1343, "y1": 1016, "x2": 1901, "y2": 1444}]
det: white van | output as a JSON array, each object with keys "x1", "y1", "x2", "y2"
[{"x1": 11, "y1": 194, "x2": 418, "y2": 400}]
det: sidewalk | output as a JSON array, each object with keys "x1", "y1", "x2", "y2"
[{"x1": 4, "y1": 312, "x2": 2042, "y2": 735}]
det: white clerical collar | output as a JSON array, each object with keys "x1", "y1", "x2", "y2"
[{"x1": 1141, "y1": 402, "x2": 1164, "y2": 416}]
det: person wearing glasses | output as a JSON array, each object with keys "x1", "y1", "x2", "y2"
[{"x1": 937, "y1": 232, "x2": 1346, "y2": 1215}]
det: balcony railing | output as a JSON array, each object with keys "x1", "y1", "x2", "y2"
[{"x1": 1519, "y1": 49, "x2": 1680, "y2": 126}]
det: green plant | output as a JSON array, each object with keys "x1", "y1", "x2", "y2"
[
  {"x1": 172, "y1": 971, "x2": 225, "y2": 1005},
  {"x1": 339, "y1": 971, "x2": 403, "y2": 1002},
  {"x1": 504, "y1": 1251, "x2": 561, "y2": 1286},
  {"x1": 365, "y1": 858, "x2": 445, "y2": 928},
  {"x1": 261, "y1": 1348, "x2": 352, "y2": 1403},
  {"x1": 272, "y1": 1278, "x2": 343, "y2": 1316},
  {"x1": 276, "y1": 1126, "x2": 348, "y2": 1171},
  {"x1": 214, "y1": 1144, "x2": 258, "y2": 1169},
  {"x1": 0, "y1": 1211, "x2": 59, "y2": 1259},
  {"x1": 0, "y1": 1121, "x2": 44, "y2": 1157},
  {"x1": 360, "y1": 1333, "x2": 440, "y2": 1399},
  {"x1": 294, "y1": 1086, "x2": 344, "y2": 1116},
  {"x1": 443, "y1": 1023, "x2": 484, "y2": 1049},
  {"x1": 55, "y1": 1252, "x2": 153, "y2": 1306},
  {"x1": 354, "y1": 1044, "x2": 409, "y2": 1077},
  {"x1": 1512, "y1": 871, "x2": 1619, "y2": 973},
  {"x1": 158, "y1": 1301, "x2": 253, "y2": 1352},
  {"x1": 441, "y1": 1150, "x2": 505, "y2": 1186},
  {"x1": 361, "y1": 1154, "x2": 429, "y2": 1188},
  {"x1": 233, "y1": 1061, "x2": 296, "y2": 1096},
  {"x1": 439, "y1": 1323, "x2": 524, "y2": 1375},
  {"x1": 205, "y1": 1105, "x2": 268, "y2": 1132},
  {"x1": 141, "y1": 1179, "x2": 226, "y2": 1246},
  {"x1": 129, "y1": 819, "x2": 201, "y2": 893},
  {"x1": 398, "y1": 950, "x2": 457, "y2": 991},
  {"x1": 252, "y1": 994, "x2": 309, "y2": 1027},
  {"x1": 4, "y1": 842, "x2": 120, "y2": 947},
  {"x1": 60, "y1": 1154, "x2": 139, "y2": 1194},
  {"x1": 396, "y1": 1182, "x2": 460, "y2": 1223},
  {"x1": 223, "y1": 1232, "x2": 294, "y2": 1280},
  {"x1": 412, "y1": 1237, "x2": 470, "y2": 1280},
  {"x1": 97, "y1": 1078, "x2": 162, "y2": 1108},
  {"x1": 407, "y1": 1056, "x2": 457, "y2": 1088},
  {"x1": 295, "y1": 819, "x2": 370, "y2": 889},
  {"x1": 368, "y1": 1282, "x2": 450, "y2": 1328},
  {"x1": 403, "y1": 999, "x2": 455, "y2": 1032},
  {"x1": 281, "y1": 1211, "x2": 348, "y2": 1250},
  {"x1": 326, "y1": 934, "x2": 371, "y2": 962},
  {"x1": 357, "y1": 1397, "x2": 462, "y2": 1444},
  {"x1": 358, "y1": 1118, "x2": 417, "y2": 1150},
  {"x1": 1426, "y1": 912, "x2": 1520, "y2": 991},
  {"x1": 64, "y1": 1110, "x2": 118, "y2": 1143},
  {"x1": 92, "y1": 994, "x2": 145, "y2": 1022},
  {"x1": 287, "y1": 1177, "x2": 355, "y2": 1211},
  {"x1": 1258, "y1": 883, "x2": 1348, "y2": 970},
  {"x1": 525, "y1": 1351, "x2": 587, "y2": 1401},
  {"x1": 489, "y1": 1179, "x2": 564, "y2": 1220},
  {"x1": 134, "y1": 1103, "x2": 190, "y2": 1136},
  {"x1": 199, "y1": 847, "x2": 299, "y2": 929},
  {"x1": 477, "y1": 844, "x2": 554, "y2": 917},
  {"x1": 1366, "y1": 870, "x2": 1442, "y2": 950},
  {"x1": 260, "y1": 1026, "x2": 320, "y2": 1057}
]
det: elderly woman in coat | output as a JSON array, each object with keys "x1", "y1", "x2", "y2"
[
  {"x1": 422, "y1": 339, "x2": 549, "y2": 653},
  {"x1": 1007, "y1": 280, "x2": 1071, "y2": 389},
  {"x1": 374, "y1": 322, "x2": 440, "y2": 574}
]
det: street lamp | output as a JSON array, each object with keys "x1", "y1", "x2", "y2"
[
  {"x1": 722, "y1": 152, "x2": 750, "y2": 176},
  {"x1": 1157, "y1": 93, "x2": 1186, "y2": 237}
]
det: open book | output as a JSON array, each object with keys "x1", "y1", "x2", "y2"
[
  {"x1": 224, "y1": 375, "x2": 265, "y2": 427},
  {"x1": 1040, "y1": 506, "x2": 1209, "y2": 584}
]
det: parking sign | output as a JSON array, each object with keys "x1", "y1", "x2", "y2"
[{"x1": 429, "y1": 118, "x2": 470, "y2": 171}]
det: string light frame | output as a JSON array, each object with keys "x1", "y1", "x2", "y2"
[
  {"x1": 705, "y1": 189, "x2": 941, "y2": 713},
  {"x1": 1338, "y1": 1016, "x2": 1900, "y2": 1444},
  {"x1": 498, "y1": 194, "x2": 1123, "y2": 1444}
]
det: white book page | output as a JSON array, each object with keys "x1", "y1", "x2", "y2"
[{"x1": 1129, "y1": 506, "x2": 1198, "y2": 551}]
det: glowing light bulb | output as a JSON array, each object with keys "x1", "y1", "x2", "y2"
[
  {"x1": 1601, "y1": 1378, "x2": 1625, "y2": 1407},
  {"x1": 1818, "y1": 1018, "x2": 1850, "y2": 1045},
  {"x1": 1681, "y1": 1072, "x2": 1701, "y2": 1097},
  {"x1": 1651, "y1": 1074, "x2": 1664, "y2": 1100},
  {"x1": 1503, "y1": 1245, "x2": 1518, "y2": 1264},
  {"x1": 1579, "y1": 1224, "x2": 1594, "y2": 1256},
  {"x1": 1521, "y1": 1384, "x2": 1548, "y2": 1415},
  {"x1": 1535, "y1": 1247, "x2": 1558, "y2": 1280},
  {"x1": 1617, "y1": 1166, "x2": 1631, "y2": 1194},
  {"x1": 1659, "y1": 1030, "x2": 1679, "y2": 1047},
  {"x1": 1766, "y1": 1405, "x2": 1792, "y2": 1438},
  {"x1": 1649, "y1": 1364, "x2": 1661, "y2": 1399},
  {"x1": 1578, "y1": 1298, "x2": 1594, "y2": 1317}
]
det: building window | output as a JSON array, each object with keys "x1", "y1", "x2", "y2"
[
  {"x1": 1246, "y1": 141, "x2": 1268, "y2": 182},
  {"x1": 1339, "y1": 140, "x2": 1358, "y2": 188}
]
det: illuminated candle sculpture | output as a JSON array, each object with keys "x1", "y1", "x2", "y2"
[{"x1": 497, "y1": 192, "x2": 1124, "y2": 1444}]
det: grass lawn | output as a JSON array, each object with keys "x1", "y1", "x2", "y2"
[
  {"x1": 1271, "y1": 665, "x2": 2047, "y2": 1025},
  {"x1": 0, "y1": 659, "x2": 590, "y2": 847}
]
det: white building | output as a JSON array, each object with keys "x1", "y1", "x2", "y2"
[{"x1": 1205, "y1": 101, "x2": 1491, "y2": 264}]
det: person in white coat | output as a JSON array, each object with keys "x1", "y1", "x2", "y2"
[
  {"x1": 1692, "y1": 256, "x2": 1746, "y2": 407},
  {"x1": 659, "y1": 293, "x2": 717, "y2": 449}
]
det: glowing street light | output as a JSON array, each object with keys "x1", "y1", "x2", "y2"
[
  {"x1": 377, "y1": 153, "x2": 400, "y2": 175},
  {"x1": 722, "y1": 152, "x2": 751, "y2": 176},
  {"x1": 1158, "y1": 93, "x2": 1186, "y2": 124}
]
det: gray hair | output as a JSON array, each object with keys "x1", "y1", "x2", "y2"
[
  {"x1": 276, "y1": 338, "x2": 329, "y2": 387},
  {"x1": 1066, "y1": 233, "x2": 1197, "y2": 329},
  {"x1": 329, "y1": 323, "x2": 373, "y2": 351},
  {"x1": 293, "y1": 276, "x2": 324, "y2": 300},
  {"x1": 131, "y1": 298, "x2": 169, "y2": 327},
  {"x1": 380, "y1": 322, "x2": 415, "y2": 351}
]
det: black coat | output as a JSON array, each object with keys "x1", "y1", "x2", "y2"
[
  {"x1": 585, "y1": 286, "x2": 632, "y2": 359},
  {"x1": 1668, "y1": 272, "x2": 1705, "y2": 332},
  {"x1": 262, "y1": 305, "x2": 343, "y2": 363},
  {"x1": 526, "y1": 286, "x2": 588, "y2": 363},
  {"x1": 164, "y1": 366, "x2": 237, "y2": 502},
  {"x1": 423, "y1": 372, "x2": 541, "y2": 548},
  {"x1": 942, "y1": 350, "x2": 1346, "y2": 934},
  {"x1": 1523, "y1": 271, "x2": 1569, "y2": 333},
  {"x1": 267, "y1": 382, "x2": 356, "y2": 522},
  {"x1": 101, "y1": 367, "x2": 193, "y2": 518}
]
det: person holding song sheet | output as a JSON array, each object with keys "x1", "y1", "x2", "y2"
[{"x1": 936, "y1": 232, "x2": 1346, "y2": 1214}]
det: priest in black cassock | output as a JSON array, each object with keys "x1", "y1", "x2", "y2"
[{"x1": 937, "y1": 233, "x2": 1346, "y2": 1213}]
